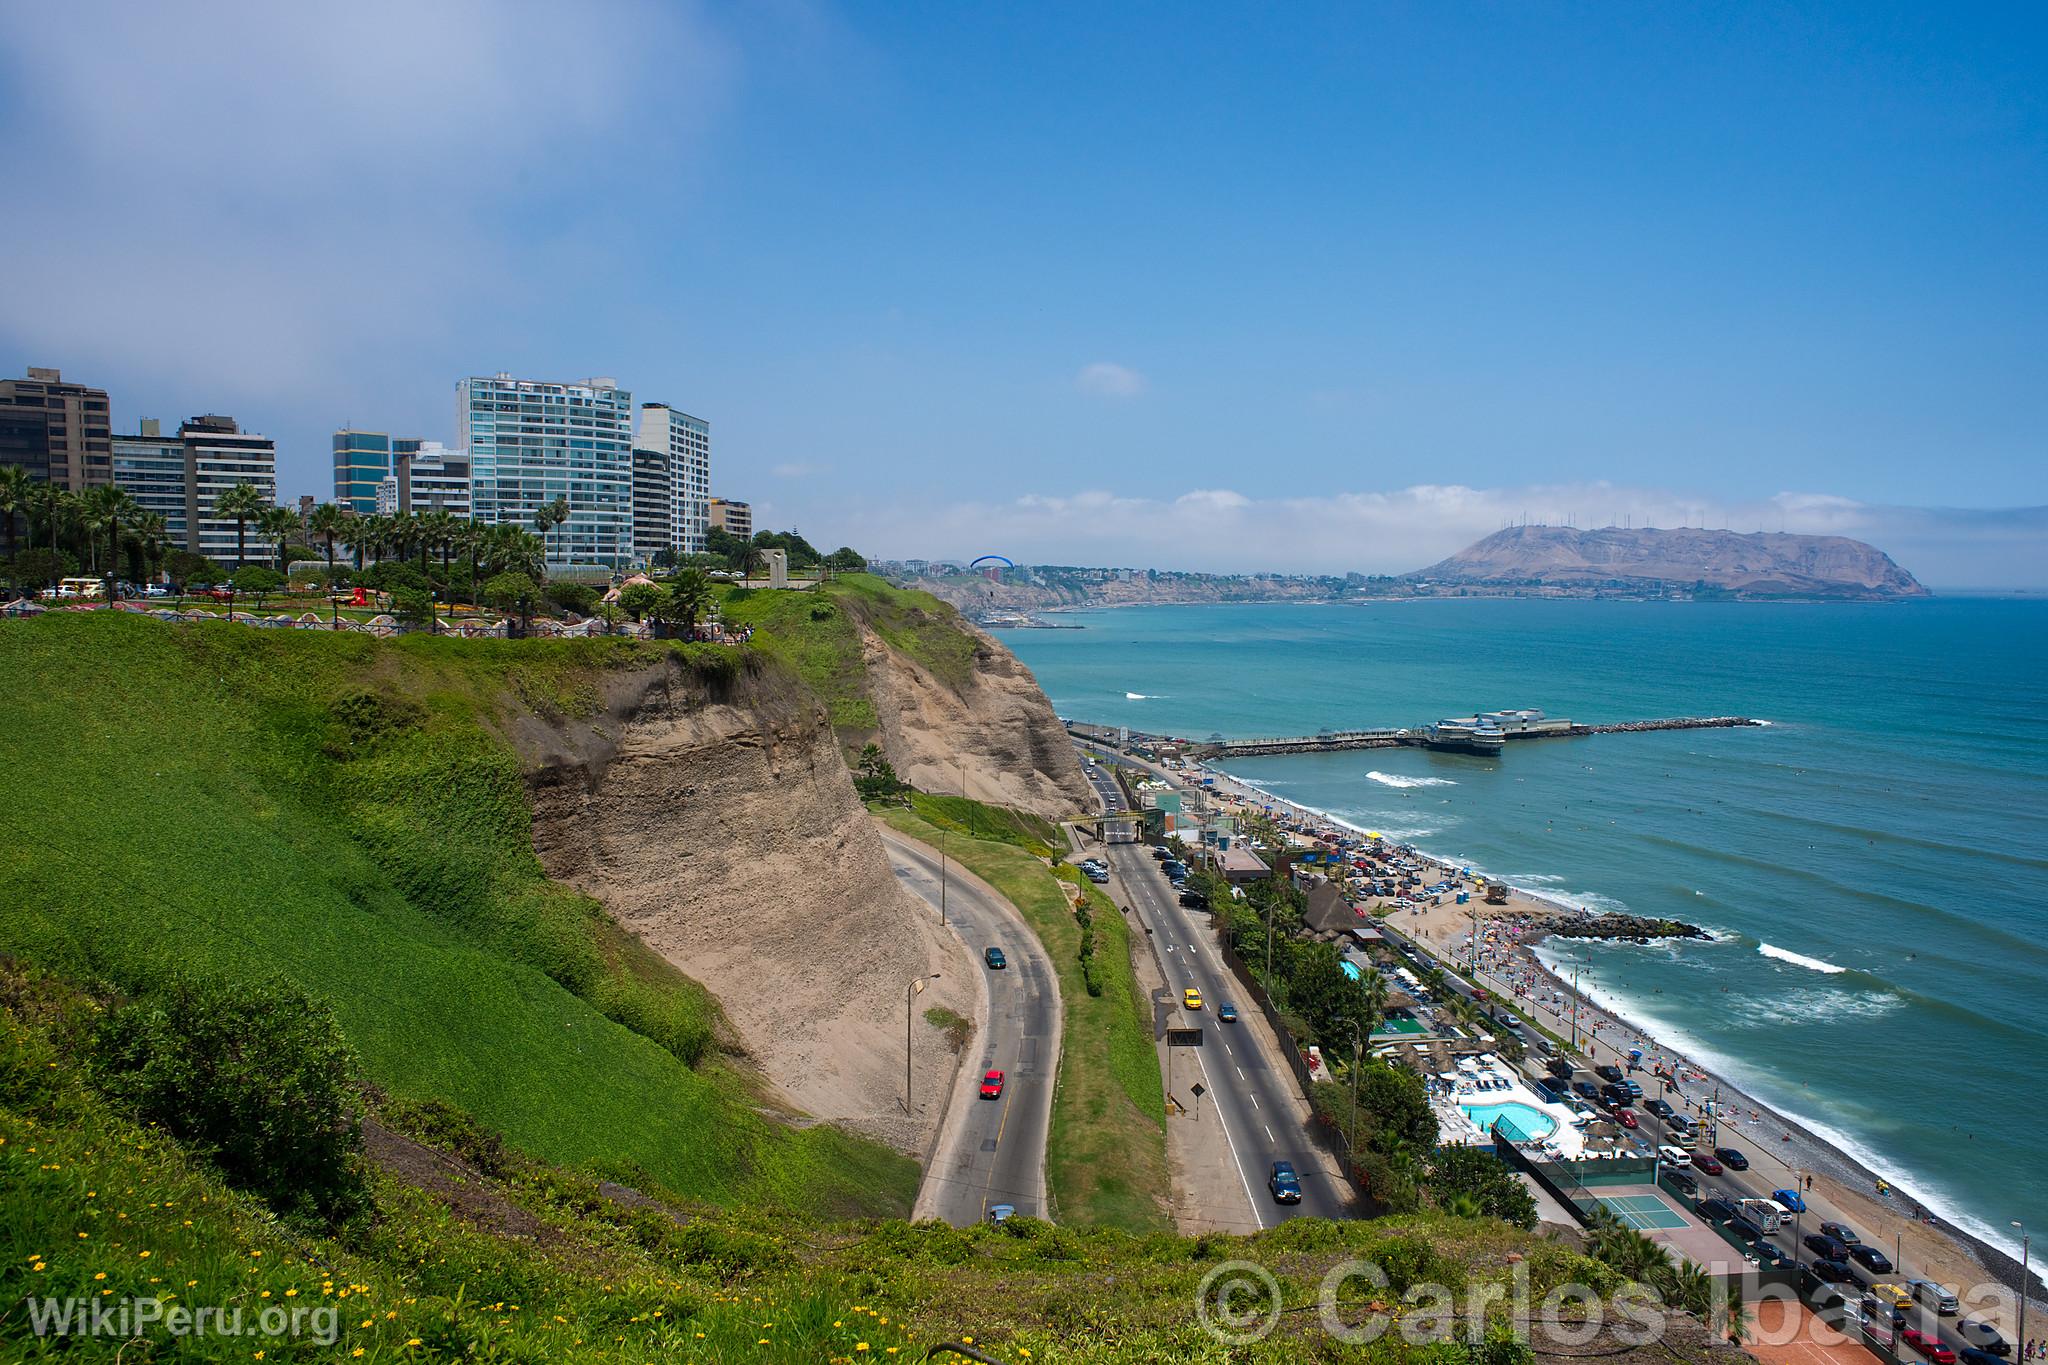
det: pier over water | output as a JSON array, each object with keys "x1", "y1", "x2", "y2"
[{"x1": 1068, "y1": 715, "x2": 1764, "y2": 759}]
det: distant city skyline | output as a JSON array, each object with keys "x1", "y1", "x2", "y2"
[{"x1": 2, "y1": 2, "x2": 2042, "y2": 585}]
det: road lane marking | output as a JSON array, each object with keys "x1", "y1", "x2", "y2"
[{"x1": 1265, "y1": 1125, "x2": 1275, "y2": 1143}]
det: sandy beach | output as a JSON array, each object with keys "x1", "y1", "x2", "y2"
[{"x1": 1185, "y1": 760, "x2": 2045, "y2": 1339}]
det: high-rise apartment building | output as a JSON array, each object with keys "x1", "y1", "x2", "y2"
[
  {"x1": 112, "y1": 415, "x2": 278, "y2": 564},
  {"x1": 333, "y1": 430, "x2": 391, "y2": 514},
  {"x1": 402, "y1": 441, "x2": 471, "y2": 517},
  {"x1": 111, "y1": 418, "x2": 191, "y2": 549},
  {"x1": 632, "y1": 403, "x2": 711, "y2": 556},
  {"x1": 459, "y1": 374, "x2": 634, "y2": 567},
  {"x1": 0, "y1": 367, "x2": 112, "y2": 490},
  {"x1": 630, "y1": 449, "x2": 671, "y2": 562},
  {"x1": 181, "y1": 416, "x2": 278, "y2": 564},
  {"x1": 708, "y1": 498, "x2": 752, "y2": 540}
]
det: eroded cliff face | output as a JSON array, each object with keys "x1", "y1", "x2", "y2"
[
  {"x1": 521, "y1": 656, "x2": 975, "y2": 1154},
  {"x1": 861, "y1": 621, "x2": 1093, "y2": 823}
]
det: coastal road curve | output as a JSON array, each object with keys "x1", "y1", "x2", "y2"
[
  {"x1": 1070, "y1": 736, "x2": 1352, "y2": 1225},
  {"x1": 883, "y1": 826, "x2": 1059, "y2": 1225}
]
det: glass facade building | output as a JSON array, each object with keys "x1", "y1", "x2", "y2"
[
  {"x1": 333, "y1": 430, "x2": 391, "y2": 514},
  {"x1": 111, "y1": 421, "x2": 190, "y2": 549},
  {"x1": 632, "y1": 403, "x2": 711, "y2": 556},
  {"x1": 458, "y1": 374, "x2": 634, "y2": 568}
]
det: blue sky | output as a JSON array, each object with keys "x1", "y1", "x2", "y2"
[{"x1": 2, "y1": 2, "x2": 2043, "y2": 583}]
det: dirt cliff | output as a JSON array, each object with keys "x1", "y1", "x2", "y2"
[
  {"x1": 521, "y1": 653, "x2": 976, "y2": 1154},
  {"x1": 861, "y1": 618, "x2": 1093, "y2": 822}
]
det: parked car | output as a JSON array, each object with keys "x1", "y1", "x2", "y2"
[
  {"x1": 1726, "y1": 1214, "x2": 1767, "y2": 1244},
  {"x1": 1960, "y1": 1349, "x2": 2008, "y2": 1365},
  {"x1": 1690, "y1": 1151, "x2": 1724, "y2": 1175},
  {"x1": 1595, "y1": 1064, "x2": 1625, "y2": 1083},
  {"x1": 1820, "y1": 1221, "x2": 1863, "y2": 1246},
  {"x1": 1613, "y1": 1108, "x2": 1639, "y2": 1129},
  {"x1": 1268, "y1": 1161, "x2": 1302, "y2": 1204},
  {"x1": 1808, "y1": 1259, "x2": 1858, "y2": 1286},
  {"x1": 1849, "y1": 1245, "x2": 1895, "y2": 1274},
  {"x1": 1179, "y1": 890, "x2": 1210, "y2": 909},
  {"x1": 979, "y1": 1069, "x2": 1005, "y2": 1099},
  {"x1": 1218, "y1": 1003, "x2": 1238, "y2": 1023},
  {"x1": 1738, "y1": 1197, "x2": 1789, "y2": 1232},
  {"x1": 1805, "y1": 1233, "x2": 1851, "y2": 1261},
  {"x1": 1772, "y1": 1187, "x2": 1807, "y2": 1213},
  {"x1": 1645, "y1": 1099, "x2": 1675, "y2": 1120},
  {"x1": 1664, "y1": 1170, "x2": 1698, "y2": 1197},
  {"x1": 1955, "y1": 1320, "x2": 2010, "y2": 1355},
  {"x1": 1697, "y1": 1197, "x2": 1738, "y2": 1223},
  {"x1": 1902, "y1": 1329, "x2": 1957, "y2": 1364},
  {"x1": 1909, "y1": 1280, "x2": 1960, "y2": 1315},
  {"x1": 1666, "y1": 1113, "x2": 1696, "y2": 1135},
  {"x1": 1657, "y1": 1145, "x2": 1692, "y2": 1165},
  {"x1": 1085, "y1": 868, "x2": 1110, "y2": 883},
  {"x1": 1869, "y1": 1284, "x2": 1915, "y2": 1311},
  {"x1": 1622, "y1": 1079, "x2": 1644, "y2": 1099},
  {"x1": 984, "y1": 946, "x2": 1007, "y2": 969},
  {"x1": 1546, "y1": 1059, "x2": 1575, "y2": 1080},
  {"x1": 1183, "y1": 987, "x2": 1204, "y2": 1011},
  {"x1": 1713, "y1": 1146, "x2": 1750, "y2": 1171},
  {"x1": 1574, "y1": 1081, "x2": 1602, "y2": 1101}
]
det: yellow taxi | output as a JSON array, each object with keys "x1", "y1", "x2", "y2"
[{"x1": 1183, "y1": 987, "x2": 1204, "y2": 1011}]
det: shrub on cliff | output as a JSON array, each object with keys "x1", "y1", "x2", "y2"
[{"x1": 91, "y1": 971, "x2": 367, "y2": 1223}]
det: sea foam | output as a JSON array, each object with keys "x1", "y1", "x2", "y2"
[{"x1": 1758, "y1": 942, "x2": 1847, "y2": 975}]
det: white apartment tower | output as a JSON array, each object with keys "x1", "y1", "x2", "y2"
[
  {"x1": 632, "y1": 402, "x2": 711, "y2": 556},
  {"x1": 458, "y1": 373, "x2": 634, "y2": 567}
]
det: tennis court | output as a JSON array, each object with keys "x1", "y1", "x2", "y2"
[{"x1": 1597, "y1": 1191, "x2": 1690, "y2": 1230}]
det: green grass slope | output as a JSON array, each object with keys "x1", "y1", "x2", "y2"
[{"x1": 0, "y1": 613, "x2": 915, "y2": 1217}]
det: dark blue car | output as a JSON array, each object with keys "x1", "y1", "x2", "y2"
[{"x1": 1269, "y1": 1161, "x2": 1302, "y2": 1204}]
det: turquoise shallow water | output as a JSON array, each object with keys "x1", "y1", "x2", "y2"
[{"x1": 999, "y1": 597, "x2": 2048, "y2": 1254}]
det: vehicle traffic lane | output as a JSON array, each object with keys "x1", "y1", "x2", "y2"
[
  {"x1": 1107, "y1": 840, "x2": 1352, "y2": 1224},
  {"x1": 885, "y1": 829, "x2": 1058, "y2": 1225}
]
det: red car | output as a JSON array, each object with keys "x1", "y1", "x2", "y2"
[
  {"x1": 1690, "y1": 1151, "x2": 1724, "y2": 1175},
  {"x1": 1902, "y1": 1330, "x2": 1955, "y2": 1364},
  {"x1": 1613, "y1": 1108, "x2": 1639, "y2": 1129},
  {"x1": 979, "y1": 1069, "x2": 1005, "y2": 1100}
]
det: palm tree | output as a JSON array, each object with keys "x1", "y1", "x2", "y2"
[
  {"x1": 212, "y1": 481, "x2": 268, "y2": 570},
  {"x1": 0, "y1": 465, "x2": 29, "y2": 559},
  {"x1": 418, "y1": 509, "x2": 457, "y2": 574},
  {"x1": 453, "y1": 518, "x2": 485, "y2": 605},
  {"x1": 259, "y1": 505, "x2": 300, "y2": 575},
  {"x1": 487, "y1": 523, "x2": 545, "y2": 580},
  {"x1": 81, "y1": 483, "x2": 138, "y2": 601},
  {"x1": 28, "y1": 480, "x2": 72, "y2": 557},
  {"x1": 306, "y1": 502, "x2": 347, "y2": 578},
  {"x1": 657, "y1": 567, "x2": 715, "y2": 639},
  {"x1": 132, "y1": 511, "x2": 169, "y2": 588}
]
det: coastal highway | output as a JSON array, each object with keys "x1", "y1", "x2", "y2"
[
  {"x1": 883, "y1": 828, "x2": 1059, "y2": 1225},
  {"x1": 1072, "y1": 738, "x2": 1352, "y2": 1224}
]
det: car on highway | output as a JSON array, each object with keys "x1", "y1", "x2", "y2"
[
  {"x1": 1622, "y1": 1079, "x2": 1644, "y2": 1099},
  {"x1": 1805, "y1": 1233, "x2": 1851, "y2": 1261},
  {"x1": 1657, "y1": 1145, "x2": 1692, "y2": 1165},
  {"x1": 1820, "y1": 1221, "x2": 1863, "y2": 1246},
  {"x1": 1960, "y1": 1349, "x2": 2008, "y2": 1365},
  {"x1": 1666, "y1": 1113, "x2": 1697, "y2": 1137},
  {"x1": 1909, "y1": 1280, "x2": 1960, "y2": 1315},
  {"x1": 1573, "y1": 1081, "x2": 1602, "y2": 1101},
  {"x1": 984, "y1": 946, "x2": 1007, "y2": 969},
  {"x1": 1807, "y1": 1259, "x2": 1858, "y2": 1286},
  {"x1": 1183, "y1": 987, "x2": 1204, "y2": 1011},
  {"x1": 1085, "y1": 867, "x2": 1110, "y2": 883},
  {"x1": 1645, "y1": 1099, "x2": 1675, "y2": 1120},
  {"x1": 1268, "y1": 1161, "x2": 1302, "y2": 1204},
  {"x1": 1179, "y1": 890, "x2": 1209, "y2": 908},
  {"x1": 1955, "y1": 1320, "x2": 2010, "y2": 1356},
  {"x1": 1902, "y1": 1329, "x2": 1957, "y2": 1364},
  {"x1": 1849, "y1": 1245, "x2": 1895, "y2": 1275},
  {"x1": 1595, "y1": 1063, "x2": 1625, "y2": 1083},
  {"x1": 1713, "y1": 1146, "x2": 1750, "y2": 1171},
  {"x1": 1664, "y1": 1170, "x2": 1699, "y2": 1197},
  {"x1": 1613, "y1": 1107, "x2": 1639, "y2": 1129},
  {"x1": 979, "y1": 1069, "x2": 1005, "y2": 1099},
  {"x1": 1690, "y1": 1151, "x2": 1725, "y2": 1175},
  {"x1": 1773, "y1": 1187, "x2": 1807, "y2": 1213},
  {"x1": 1546, "y1": 1059, "x2": 1575, "y2": 1080},
  {"x1": 1218, "y1": 1002, "x2": 1238, "y2": 1022},
  {"x1": 1698, "y1": 1197, "x2": 1738, "y2": 1223},
  {"x1": 1869, "y1": 1284, "x2": 1915, "y2": 1311}
]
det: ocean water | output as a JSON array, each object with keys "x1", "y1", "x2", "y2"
[{"x1": 999, "y1": 598, "x2": 2048, "y2": 1256}]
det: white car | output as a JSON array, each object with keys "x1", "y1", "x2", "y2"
[{"x1": 1657, "y1": 1145, "x2": 1692, "y2": 1165}]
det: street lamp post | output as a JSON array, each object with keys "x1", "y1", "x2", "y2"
[
  {"x1": 2014, "y1": 1221, "x2": 2029, "y2": 1362},
  {"x1": 905, "y1": 973, "x2": 940, "y2": 1112}
]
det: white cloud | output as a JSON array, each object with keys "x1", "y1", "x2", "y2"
[
  {"x1": 1074, "y1": 362, "x2": 1145, "y2": 398},
  {"x1": 771, "y1": 462, "x2": 824, "y2": 479},
  {"x1": 841, "y1": 481, "x2": 2048, "y2": 588}
]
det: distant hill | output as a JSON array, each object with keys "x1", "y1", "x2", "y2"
[{"x1": 1409, "y1": 525, "x2": 1929, "y2": 598}]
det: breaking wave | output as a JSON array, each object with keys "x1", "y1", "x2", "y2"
[
  {"x1": 1367, "y1": 771, "x2": 1457, "y2": 789},
  {"x1": 1759, "y1": 942, "x2": 1847, "y2": 975}
]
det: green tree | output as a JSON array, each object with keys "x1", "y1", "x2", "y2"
[
  {"x1": 484, "y1": 570, "x2": 541, "y2": 635},
  {"x1": 163, "y1": 549, "x2": 219, "y2": 588},
  {"x1": 617, "y1": 580, "x2": 663, "y2": 622},
  {"x1": 259, "y1": 504, "x2": 301, "y2": 574},
  {"x1": 654, "y1": 566, "x2": 714, "y2": 638},
  {"x1": 825, "y1": 546, "x2": 866, "y2": 572},
  {"x1": 131, "y1": 510, "x2": 170, "y2": 588},
  {"x1": 1425, "y1": 1146, "x2": 1539, "y2": 1230},
  {"x1": 546, "y1": 581, "x2": 597, "y2": 617},
  {"x1": 230, "y1": 565, "x2": 285, "y2": 612},
  {"x1": 391, "y1": 586, "x2": 435, "y2": 631},
  {"x1": 0, "y1": 464, "x2": 29, "y2": 559},
  {"x1": 306, "y1": 502, "x2": 347, "y2": 576},
  {"x1": 854, "y1": 744, "x2": 906, "y2": 801},
  {"x1": 212, "y1": 481, "x2": 268, "y2": 569},
  {"x1": 9, "y1": 546, "x2": 70, "y2": 590},
  {"x1": 81, "y1": 482, "x2": 138, "y2": 601},
  {"x1": 91, "y1": 971, "x2": 367, "y2": 1223}
]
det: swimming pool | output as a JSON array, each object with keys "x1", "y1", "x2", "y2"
[{"x1": 1461, "y1": 1101, "x2": 1558, "y2": 1141}]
